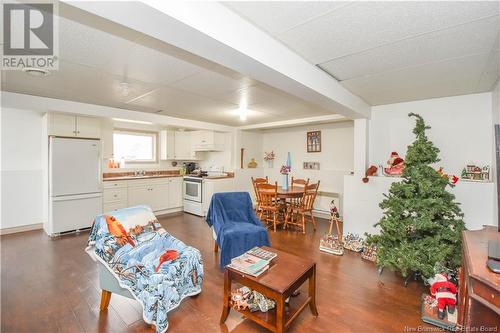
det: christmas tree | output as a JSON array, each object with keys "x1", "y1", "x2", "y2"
[{"x1": 367, "y1": 113, "x2": 465, "y2": 280}]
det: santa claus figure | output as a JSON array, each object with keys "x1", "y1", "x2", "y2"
[
  {"x1": 384, "y1": 152, "x2": 405, "y2": 176},
  {"x1": 429, "y1": 273, "x2": 457, "y2": 320}
]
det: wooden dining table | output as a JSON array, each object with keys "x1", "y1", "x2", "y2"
[
  {"x1": 257, "y1": 186, "x2": 305, "y2": 230},
  {"x1": 259, "y1": 186, "x2": 304, "y2": 199}
]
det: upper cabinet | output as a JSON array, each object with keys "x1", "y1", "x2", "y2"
[
  {"x1": 191, "y1": 130, "x2": 224, "y2": 151},
  {"x1": 48, "y1": 113, "x2": 101, "y2": 139},
  {"x1": 160, "y1": 130, "x2": 198, "y2": 161},
  {"x1": 174, "y1": 131, "x2": 194, "y2": 160},
  {"x1": 159, "y1": 130, "x2": 175, "y2": 160}
]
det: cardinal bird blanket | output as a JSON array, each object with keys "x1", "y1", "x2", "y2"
[{"x1": 86, "y1": 205, "x2": 203, "y2": 333}]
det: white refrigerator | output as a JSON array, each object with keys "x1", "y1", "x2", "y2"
[{"x1": 47, "y1": 137, "x2": 102, "y2": 236}]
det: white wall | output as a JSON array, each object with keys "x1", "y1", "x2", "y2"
[
  {"x1": 370, "y1": 93, "x2": 493, "y2": 176},
  {"x1": 261, "y1": 122, "x2": 354, "y2": 200},
  {"x1": 1, "y1": 108, "x2": 44, "y2": 229}
]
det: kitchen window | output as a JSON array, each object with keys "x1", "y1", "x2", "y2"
[{"x1": 113, "y1": 130, "x2": 157, "y2": 163}]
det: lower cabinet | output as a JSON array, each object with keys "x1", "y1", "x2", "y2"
[{"x1": 103, "y1": 177, "x2": 183, "y2": 213}]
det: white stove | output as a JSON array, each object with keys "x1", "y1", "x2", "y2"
[{"x1": 183, "y1": 176, "x2": 203, "y2": 216}]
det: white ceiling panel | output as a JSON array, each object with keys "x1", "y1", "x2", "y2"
[
  {"x1": 3, "y1": 61, "x2": 157, "y2": 105},
  {"x1": 278, "y1": 1, "x2": 498, "y2": 64},
  {"x1": 104, "y1": 42, "x2": 202, "y2": 86},
  {"x1": 59, "y1": 16, "x2": 142, "y2": 68},
  {"x1": 320, "y1": 16, "x2": 499, "y2": 81},
  {"x1": 170, "y1": 68, "x2": 254, "y2": 98},
  {"x1": 341, "y1": 53, "x2": 490, "y2": 105},
  {"x1": 477, "y1": 33, "x2": 500, "y2": 91},
  {"x1": 223, "y1": 1, "x2": 351, "y2": 34},
  {"x1": 126, "y1": 86, "x2": 237, "y2": 115}
]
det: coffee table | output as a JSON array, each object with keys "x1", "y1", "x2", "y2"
[{"x1": 220, "y1": 247, "x2": 318, "y2": 333}]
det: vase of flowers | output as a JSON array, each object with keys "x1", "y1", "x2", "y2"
[
  {"x1": 280, "y1": 165, "x2": 291, "y2": 190},
  {"x1": 264, "y1": 151, "x2": 275, "y2": 168}
]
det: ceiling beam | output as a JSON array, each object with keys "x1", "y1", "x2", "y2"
[
  {"x1": 1, "y1": 92, "x2": 234, "y2": 132},
  {"x1": 63, "y1": 1, "x2": 371, "y2": 119},
  {"x1": 238, "y1": 114, "x2": 349, "y2": 130}
]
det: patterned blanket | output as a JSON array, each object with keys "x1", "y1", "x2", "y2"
[{"x1": 86, "y1": 205, "x2": 203, "y2": 333}]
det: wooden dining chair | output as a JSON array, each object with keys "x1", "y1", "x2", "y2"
[
  {"x1": 251, "y1": 176, "x2": 268, "y2": 214},
  {"x1": 291, "y1": 177, "x2": 310, "y2": 188},
  {"x1": 289, "y1": 177, "x2": 310, "y2": 210},
  {"x1": 285, "y1": 181, "x2": 320, "y2": 234},
  {"x1": 257, "y1": 182, "x2": 282, "y2": 232}
]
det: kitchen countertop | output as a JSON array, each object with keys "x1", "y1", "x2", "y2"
[
  {"x1": 203, "y1": 175, "x2": 234, "y2": 180},
  {"x1": 103, "y1": 174, "x2": 183, "y2": 181}
]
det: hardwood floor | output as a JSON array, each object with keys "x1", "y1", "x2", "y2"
[{"x1": 1, "y1": 213, "x2": 431, "y2": 332}]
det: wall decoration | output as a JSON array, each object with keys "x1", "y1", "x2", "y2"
[
  {"x1": 240, "y1": 148, "x2": 245, "y2": 169},
  {"x1": 460, "y1": 164, "x2": 490, "y2": 182},
  {"x1": 303, "y1": 162, "x2": 320, "y2": 170},
  {"x1": 264, "y1": 151, "x2": 275, "y2": 168},
  {"x1": 307, "y1": 131, "x2": 321, "y2": 152},
  {"x1": 247, "y1": 158, "x2": 257, "y2": 168}
]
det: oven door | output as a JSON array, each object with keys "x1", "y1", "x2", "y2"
[{"x1": 183, "y1": 178, "x2": 202, "y2": 202}]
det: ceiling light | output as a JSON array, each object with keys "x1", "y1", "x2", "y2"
[
  {"x1": 22, "y1": 67, "x2": 50, "y2": 77},
  {"x1": 111, "y1": 118, "x2": 153, "y2": 125},
  {"x1": 239, "y1": 101, "x2": 248, "y2": 121}
]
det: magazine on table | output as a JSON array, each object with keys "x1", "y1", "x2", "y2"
[
  {"x1": 228, "y1": 248, "x2": 277, "y2": 277},
  {"x1": 246, "y1": 247, "x2": 277, "y2": 261}
]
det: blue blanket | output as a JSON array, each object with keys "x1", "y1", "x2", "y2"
[
  {"x1": 206, "y1": 192, "x2": 270, "y2": 270},
  {"x1": 86, "y1": 205, "x2": 203, "y2": 333}
]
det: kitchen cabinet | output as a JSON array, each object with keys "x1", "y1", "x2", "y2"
[
  {"x1": 48, "y1": 113, "x2": 101, "y2": 139},
  {"x1": 159, "y1": 130, "x2": 175, "y2": 160},
  {"x1": 159, "y1": 130, "x2": 198, "y2": 160},
  {"x1": 103, "y1": 180, "x2": 128, "y2": 213},
  {"x1": 168, "y1": 177, "x2": 183, "y2": 208},
  {"x1": 174, "y1": 131, "x2": 196, "y2": 160},
  {"x1": 104, "y1": 177, "x2": 183, "y2": 213},
  {"x1": 191, "y1": 130, "x2": 224, "y2": 151},
  {"x1": 202, "y1": 178, "x2": 235, "y2": 215}
]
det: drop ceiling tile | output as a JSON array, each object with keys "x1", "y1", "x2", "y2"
[
  {"x1": 278, "y1": 1, "x2": 499, "y2": 64},
  {"x1": 223, "y1": 1, "x2": 351, "y2": 34},
  {"x1": 127, "y1": 86, "x2": 237, "y2": 115},
  {"x1": 3, "y1": 61, "x2": 157, "y2": 106},
  {"x1": 59, "y1": 16, "x2": 139, "y2": 68},
  {"x1": 104, "y1": 43, "x2": 202, "y2": 86},
  {"x1": 320, "y1": 16, "x2": 500, "y2": 81},
  {"x1": 477, "y1": 34, "x2": 500, "y2": 91},
  {"x1": 169, "y1": 68, "x2": 252, "y2": 98},
  {"x1": 341, "y1": 53, "x2": 490, "y2": 105}
]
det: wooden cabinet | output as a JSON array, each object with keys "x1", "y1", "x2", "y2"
[
  {"x1": 48, "y1": 113, "x2": 101, "y2": 139},
  {"x1": 458, "y1": 227, "x2": 500, "y2": 330}
]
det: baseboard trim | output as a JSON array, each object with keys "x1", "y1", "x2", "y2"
[{"x1": 0, "y1": 223, "x2": 43, "y2": 235}]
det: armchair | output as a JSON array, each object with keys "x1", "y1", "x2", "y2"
[{"x1": 206, "y1": 192, "x2": 270, "y2": 270}]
